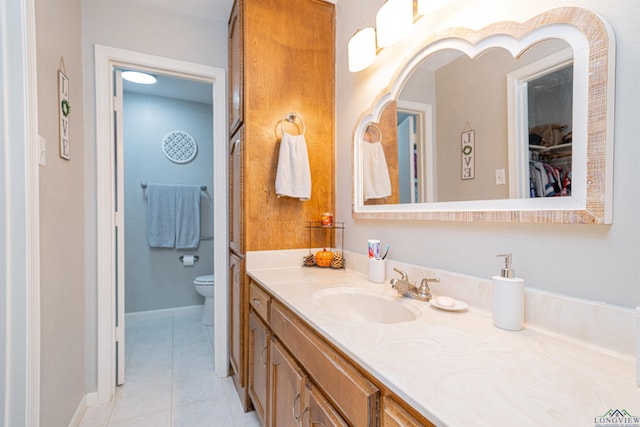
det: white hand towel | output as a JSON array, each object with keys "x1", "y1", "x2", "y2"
[
  {"x1": 146, "y1": 184, "x2": 176, "y2": 248},
  {"x1": 363, "y1": 141, "x2": 392, "y2": 201},
  {"x1": 636, "y1": 306, "x2": 640, "y2": 386},
  {"x1": 275, "y1": 132, "x2": 312, "y2": 201}
]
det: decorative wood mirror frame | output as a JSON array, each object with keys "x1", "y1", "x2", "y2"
[{"x1": 352, "y1": 7, "x2": 615, "y2": 224}]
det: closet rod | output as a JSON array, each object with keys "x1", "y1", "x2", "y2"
[{"x1": 140, "y1": 182, "x2": 207, "y2": 191}]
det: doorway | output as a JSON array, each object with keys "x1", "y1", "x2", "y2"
[
  {"x1": 94, "y1": 45, "x2": 227, "y2": 404},
  {"x1": 396, "y1": 100, "x2": 435, "y2": 203},
  {"x1": 117, "y1": 68, "x2": 215, "y2": 386}
]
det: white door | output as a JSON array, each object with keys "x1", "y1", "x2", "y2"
[
  {"x1": 113, "y1": 69, "x2": 126, "y2": 385},
  {"x1": 397, "y1": 116, "x2": 413, "y2": 204}
]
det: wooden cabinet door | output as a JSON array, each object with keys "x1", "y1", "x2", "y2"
[
  {"x1": 302, "y1": 382, "x2": 348, "y2": 427},
  {"x1": 383, "y1": 396, "x2": 435, "y2": 427},
  {"x1": 249, "y1": 310, "x2": 269, "y2": 426},
  {"x1": 229, "y1": 128, "x2": 244, "y2": 255},
  {"x1": 269, "y1": 338, "x2": 305, "y2": 427},
  {"x1": 229, "y1": 251, "x2": 248, "y2": 408},
  {"x1": 228, "y1": 0, "x2": 243, "y2": 136}
]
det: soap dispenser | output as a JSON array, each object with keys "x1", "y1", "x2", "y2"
[{"x1": 492, "y1": 253, "x2": 524, "y2": 331}]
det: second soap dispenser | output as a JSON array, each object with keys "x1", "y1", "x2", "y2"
[{"x1": 492, "y1": 253, "x2": 524, "y2": 331}]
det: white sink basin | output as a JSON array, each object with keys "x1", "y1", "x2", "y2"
[{"x1": 313, "y1": 287, "x2": 419, "y2": 324}]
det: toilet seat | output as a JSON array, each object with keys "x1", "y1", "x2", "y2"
[{"x1": 194, "y1": 274, "x2": 214, "y2": 286}]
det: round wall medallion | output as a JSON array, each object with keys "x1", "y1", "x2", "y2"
[{"x1": 162, "y1": 130, "x2": 198, "y2": 164}]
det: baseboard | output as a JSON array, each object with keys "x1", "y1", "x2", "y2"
[
  {"x1": 67, "y1": 392, "x2": 97, "y2": 427},
  {"x1": 125, "y1": 304, "x2": 204, "y2": 321}
]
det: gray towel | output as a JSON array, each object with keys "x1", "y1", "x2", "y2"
[
  {"x1": 146, "y1": 184, "x2": 176, "y2": 248},
  {"x1": 175, "y1": 185, "x2": 201, "y2": 249}
]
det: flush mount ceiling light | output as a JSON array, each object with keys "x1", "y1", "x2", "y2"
[
  {"x1": 121, "y1": 70, "x2": 157, "y2": 85},
  {"x1": 376, "y1": 0, "x2": 413, "y2": 48},
  {"x1": 417, "y1": 0, "x2": 448, "y2": 14},
  {"x1": 348, "y1": 27, "x2": 377, "y2": 72}
]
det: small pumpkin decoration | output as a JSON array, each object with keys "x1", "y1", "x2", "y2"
[{"x1": 315, "y1": 248, "x2": 333, "y2": 267}]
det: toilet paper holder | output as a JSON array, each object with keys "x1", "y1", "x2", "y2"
[{"x1": 179, "y1": 255, "x2": 199, "y2": 263}]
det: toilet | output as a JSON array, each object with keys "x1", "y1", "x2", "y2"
[{"x1": 194, "y1": 274, "x2": 215, "y2": 325}]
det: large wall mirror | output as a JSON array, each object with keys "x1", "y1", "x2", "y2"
[{"x1": 353, "y1": 7, "x2": 615, "y2": 224}]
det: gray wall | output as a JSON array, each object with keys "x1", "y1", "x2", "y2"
[
  {"x1": 35, "y1": 0, "x2": 86, "y2": 425},
  {"x1": 123, "y1": 91, "x2": 214, "y2": 313},
  {"x1": 81, "y1": 0, "x2": 227, "y2": 392},
  {"x1": 337, "y1": 0, "x2": 640, "y2": 308}
]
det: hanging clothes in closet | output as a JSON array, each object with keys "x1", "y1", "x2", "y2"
[{"x1": 529, "y1": 160, "x2": 571, "y2": 198}]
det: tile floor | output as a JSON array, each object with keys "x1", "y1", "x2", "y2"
[{"x1": 79, "y1": 310, "x2": 260, "y2": 427}]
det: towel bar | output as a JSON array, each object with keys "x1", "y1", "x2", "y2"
[{"x1": 141, "y1": 182, "x2": 207, "y2": 191}]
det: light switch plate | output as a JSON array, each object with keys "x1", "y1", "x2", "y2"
[{"x1": 495, "y1": 168, "x2": 505, "y2": 185}]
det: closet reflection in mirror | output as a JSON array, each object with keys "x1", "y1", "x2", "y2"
[{"x1": 368, "y1": 38, "x2": 573, "y2": 204}]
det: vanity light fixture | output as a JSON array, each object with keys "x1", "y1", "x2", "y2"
[
  {"x1": 121, "y1": 70, "x2": 157, "y2": 85},
  {"x1": 376, "y1": 0, "x2": 414, "y2": 48},
  {"x1": 417, "y1": 0, "x2": 448, "y2": 14},
  {"x1": 348, "y1": 27, "x2": 377, "y2": 72}
]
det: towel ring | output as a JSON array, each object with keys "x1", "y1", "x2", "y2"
[
  {"x1": 364, "y1": 123, "x2": 382, "y2": 143},
  {"x1": 280, "y1": 112, "x2": 306, "y2": 136}
]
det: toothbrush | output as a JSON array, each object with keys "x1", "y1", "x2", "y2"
[{"x1": 381, "y1": 244, "x2": 390, "y2": 260}]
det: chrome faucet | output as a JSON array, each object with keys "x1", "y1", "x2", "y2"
[{"x1": 390, "y1": 268, "x2": 440, "y2": 302}]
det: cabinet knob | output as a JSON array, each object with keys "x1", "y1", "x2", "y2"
[{"x1": 253, "y1": 298, "x2": 261, "y2": 305}]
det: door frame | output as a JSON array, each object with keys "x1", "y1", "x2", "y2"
[
  {"x1": 94, "y1": 45, "x2": 228, "y2": 403},
  {"x1": 397, "y1": 100, "x2": 434, "y2": 203},
  {"x1": 0, "y1": 0, "x2": 41, "y2": 424}
]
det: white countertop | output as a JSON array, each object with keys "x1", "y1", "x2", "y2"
[{"x1": 246, "y1": 262, "x2": 640, "y2": 427}]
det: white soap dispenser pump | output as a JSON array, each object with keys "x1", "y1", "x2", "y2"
[{"x1": 492, "y1": 253, "x2": 524, "y2": 331}]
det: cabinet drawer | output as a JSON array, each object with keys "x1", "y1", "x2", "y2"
[
  {"x1": 249, "y1": 282, "x2": 270, "y2": 322},
  {"x1": 271, "y1": 301, "x2": 379, "y2": 426}
]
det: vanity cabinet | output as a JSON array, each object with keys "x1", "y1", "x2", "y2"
[
  {"x1": 227, "y1": 0, "x2": 335, "y2": 411},
  {"x1": 247, "y1": 280, "x2": 436, "y2": 427},
  {"x1": 270, "y1": 301, "x2": 379, "y2": 426}
]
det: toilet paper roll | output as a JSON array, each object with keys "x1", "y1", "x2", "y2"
[
  {"x1": 636, "y1": 306, "x2": 640, "y2": 386},
  {"x1": 182, "y1": 255, "x2": 195, "y2": 267}
]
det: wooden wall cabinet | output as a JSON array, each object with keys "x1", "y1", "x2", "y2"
[
  {"x1": 227, "y1": 0, "x2": 335, "y2": 413},
  {"x1": 229, "y1": 128, "x2": 244, "y2": 255},
  {"x1": 228, "y1": 0, "x2": 335, "y2": 253},
  {"x1": 228, "y1": 0, "x2": 243, "y2": 136},
  {"x1": 229, "y1": 252, "x2": 246, "y2": 404}
]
